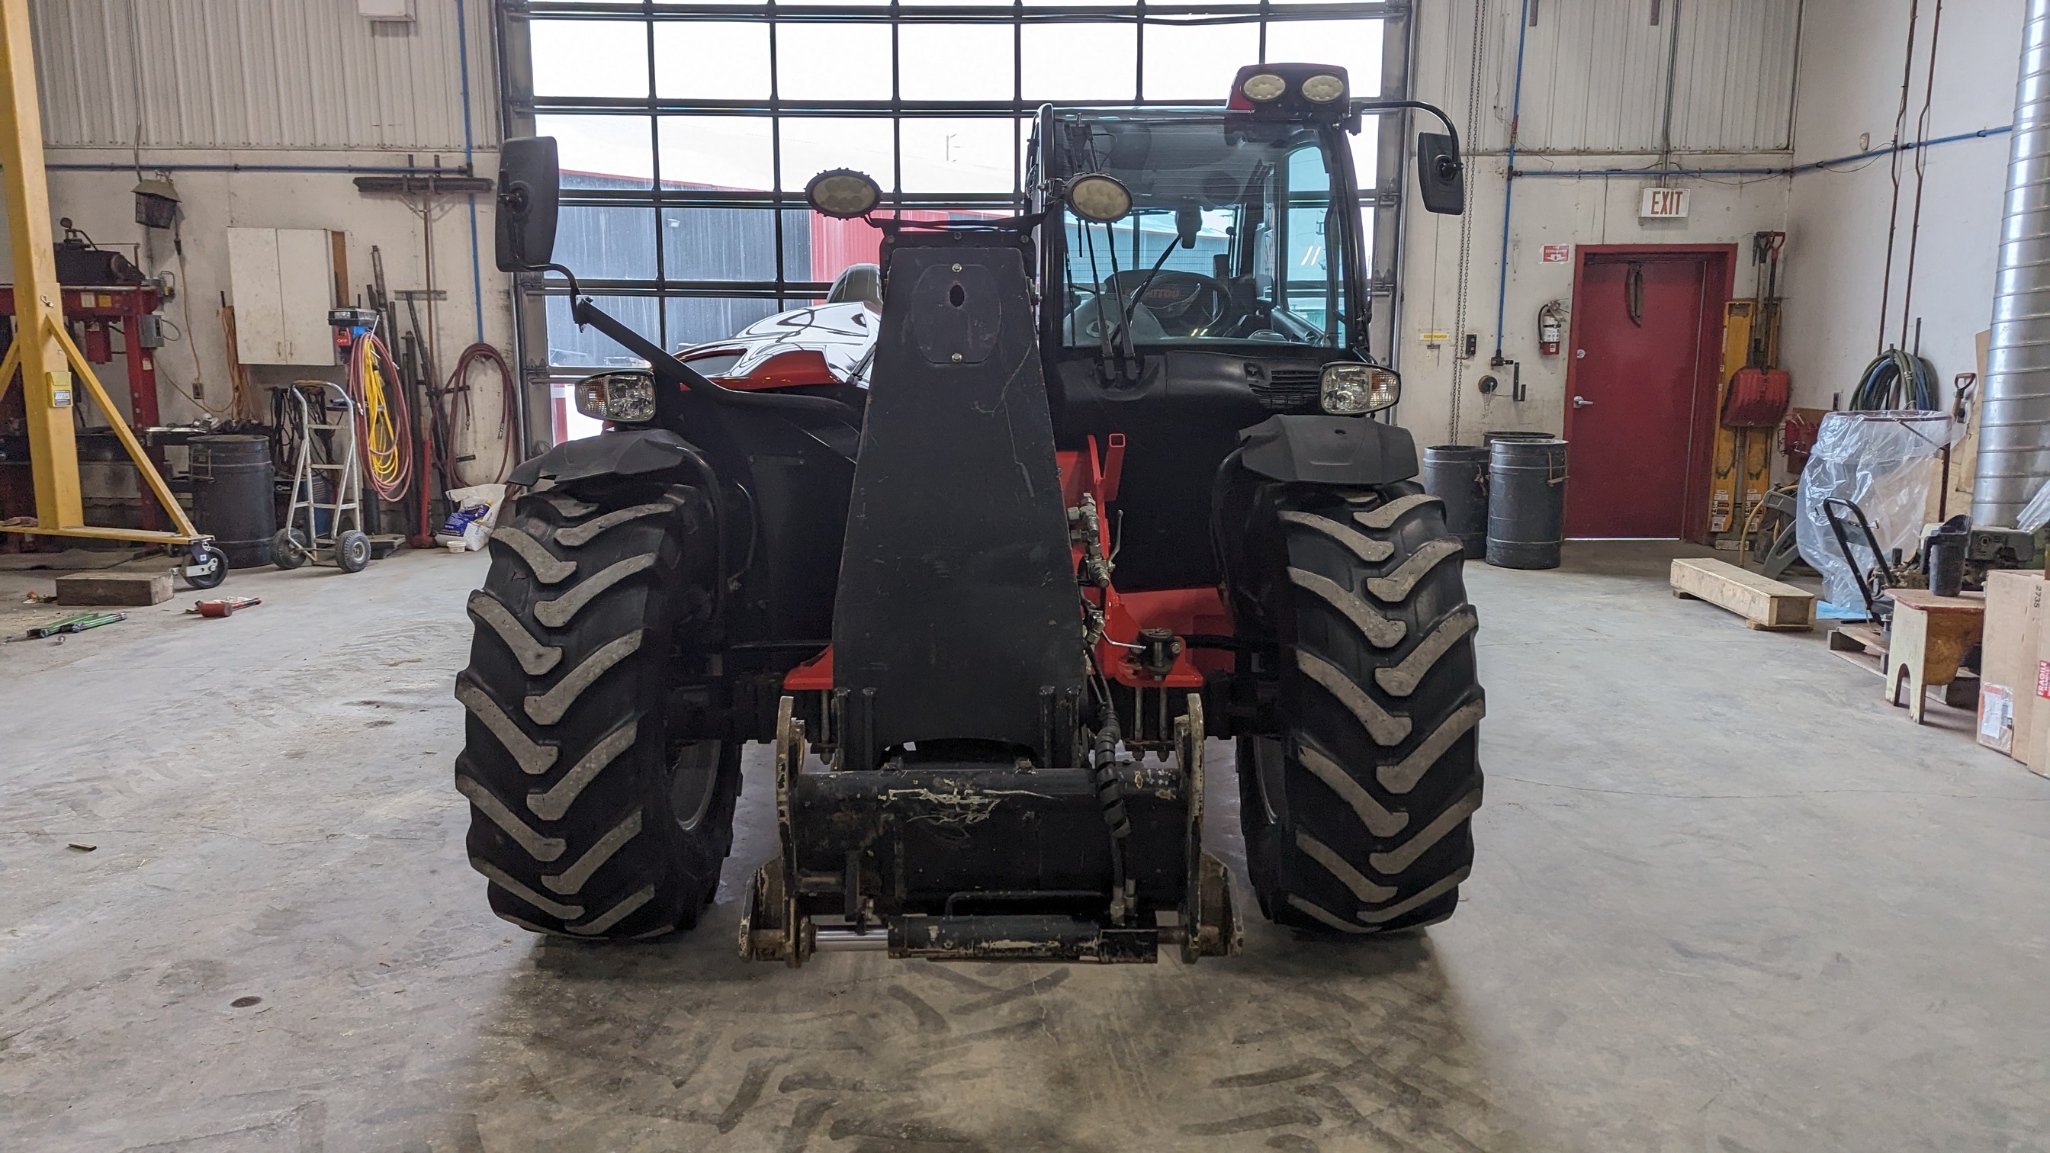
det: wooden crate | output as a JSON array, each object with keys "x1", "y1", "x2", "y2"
[{"x1": 1670, "y1": 557, "x2": 1815, "y2": 631}]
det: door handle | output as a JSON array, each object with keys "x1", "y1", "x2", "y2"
[{"x1": 1573, "y1": 395, "x2": 1594, "y2": 408}]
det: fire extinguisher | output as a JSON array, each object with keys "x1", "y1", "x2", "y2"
[{"x1": 1537, "y1": 300, "x2": 1567, "y2": 356}]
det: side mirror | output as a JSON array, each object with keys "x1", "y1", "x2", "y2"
[
  {"x1": 496, "y1": 136, "x2": 561, "y2": 271},
  {"x1": 1416, "y1": 132, "x2": 1465, "y2": 216}
]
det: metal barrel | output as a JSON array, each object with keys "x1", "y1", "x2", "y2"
[
  {"x1": 1422, "y1": 445, "x2": 1491, "y2": 559},
  {"x1": 189, "y1": 435, "x2": 277, "y2": 569},
  {"x1": 1486, "y1": 438, "x2": 1568, "y2": 570}
]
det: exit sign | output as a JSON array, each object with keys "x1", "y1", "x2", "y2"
[{"x1": 1641, "y1": 188, "x2": 1691, "y2": 219}]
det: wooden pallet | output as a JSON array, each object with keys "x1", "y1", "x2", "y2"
[
  {"x1": 1670, "y1": 557, "x2": 1816, "y2": 631},
  {"x1": 1826, "y1": 617, "x2": 1979, "y2": 708}
]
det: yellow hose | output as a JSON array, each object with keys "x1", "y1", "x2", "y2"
[{"x1": 348, "y1": 334, "x2": 413, "y2": 500}]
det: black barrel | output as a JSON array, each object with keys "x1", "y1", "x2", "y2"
[
  {"x1": 189, "y1": 435, "x2": 276, "y2": 569},
  {"x1": 1486, "y1": 438, "x2": 1568, "y2": 570},
  {"x1": 1422, "y1": 445, "x2": 1491, "y2": 558}
]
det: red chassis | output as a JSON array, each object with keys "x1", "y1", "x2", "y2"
[{"x1": 785, "y1": 432, "x2": 1228, "y2": 697}]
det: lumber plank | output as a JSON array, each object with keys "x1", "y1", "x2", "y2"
[
  {"x1": 1669, "y1": 557, "x2": 1815, "y2": 631},
  {"x1": 54, "y1": 571, "x2": 171, "y2": 606}
]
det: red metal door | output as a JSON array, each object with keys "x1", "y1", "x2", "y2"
[{"x1": 1563, "y1": 253, "x2": 1721, "y2": 538}]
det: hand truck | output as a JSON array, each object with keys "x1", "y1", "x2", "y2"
[{"x1": 272, "y1": 381, "x2": 373, "y2": 573}]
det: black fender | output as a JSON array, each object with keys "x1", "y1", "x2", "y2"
[
  {"x1": 507, "y1": 427, "x2": 731, "y2": 629},
  {"x1": 1236, "y1": 415, "x2": 1419, "y2": 487},
  {"x1": 507, "y1": 427, "x2": 702, "y2": 488}
]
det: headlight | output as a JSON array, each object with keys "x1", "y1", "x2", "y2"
[
  {"x1": 1067, "y1": 173, "x2": 1133, "y2": 223},
  {"x1": 1321, "y1": 363, "x2": 1399, "y2": 414},
  {"x1": 574, "y1": 371, "x2": 658, "y2": 423},
  {"x1": 1240, "y1": 72, "x2": 1287, "y2": 102},
  {"x1": 805, "y1": 169, "x2": 882, "y2": 219},
  {"x1": 1300, "y1": 73, "x2": 1347, "y2": 104}
]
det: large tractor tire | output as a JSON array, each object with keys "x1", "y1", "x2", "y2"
[
  {"x1": 1227, "y1": 481, "x2": 1484, "y2": 935},
  {"x1": 454, "y1": 479, "x2": 740, "y2": 939}
]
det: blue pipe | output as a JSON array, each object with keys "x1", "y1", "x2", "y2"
[
  {"x1": 1787, "y1": 124, "x2": 2010, "y2": 174},
  {"x1": 1491, "y1": 0, "x2": 1534, "y2": 361},
  {"x1": 458, "y1": 0, "x2": 487, "y2": 347},
  {"x1": 1509, "y1": 164, "x2": 1787, "y2": 178},
  {"x1": 1507, "y1": 125, "x2": 2012, "y2": 180}
]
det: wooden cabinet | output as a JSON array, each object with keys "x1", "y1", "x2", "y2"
[{"x1": 226, "y1": 227, "x2": 337, "y2": 365}]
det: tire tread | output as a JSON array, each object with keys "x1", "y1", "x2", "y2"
[
  {"x1": 1236, "y1": 481, "x2": 1484, "y2": 936},
  {"x1": 454, "y1": 480, "x2": 738, "y2": 940}
]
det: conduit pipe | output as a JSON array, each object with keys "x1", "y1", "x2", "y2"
[
  {"x1": 1490, "y1": 0, "x2": 1533, "y2": 362},
  {"x1": 1978, "y1": 0, "x2": 2050, "y2": 525}
]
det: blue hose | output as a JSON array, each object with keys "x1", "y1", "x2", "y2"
[{"x1": 1850, "y1": 348, "x2": 1937, "y2": 410}]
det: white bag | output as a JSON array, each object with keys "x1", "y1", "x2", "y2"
[{"x1": 437, "y1": 483, "x2": 508, "y2": 552}]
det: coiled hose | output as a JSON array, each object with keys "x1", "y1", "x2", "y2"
[
  {"x1": 442, "y1": 342, "x2": 518, "y2": 486},
  {"x1": 1850, "y1": 347, "x2": 1937, "y2": 411},
  {"x1": 346, "y1": 332, "x2": 414, "y2": 502}
]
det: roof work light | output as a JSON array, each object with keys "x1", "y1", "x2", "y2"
[{"x1": 1226, "y1": 63, "x2": 1350, "y2": 122}]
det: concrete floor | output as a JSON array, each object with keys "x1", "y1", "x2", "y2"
[{"x1": 1, "y1": 541, "x2": 2046, "y2": 1152}]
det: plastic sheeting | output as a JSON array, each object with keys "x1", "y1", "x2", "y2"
[
  {"x1": 1795, "y1": 411, "x2": 1958, "y2": 609},
  {"x1": 2019, "y1": 479, "x2": 2050, "y2": 532}
]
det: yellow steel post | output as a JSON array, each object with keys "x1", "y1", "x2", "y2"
[
  {"x1": 0, "y1": 0, "x2": 81, "y2": 529},
  {"x1": 52, "y1": 322, "x2": 200, "y2": 537}
]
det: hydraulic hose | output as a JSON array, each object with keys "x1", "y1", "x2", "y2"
[
  {"x1": 443, "y1": 341, "x2": 519, "y2": 486},
  {"x1": 1851, "y1": 347, "x2": 1938, "y2": 410},
  {"x1": 1089, "y1": 712, "x2": 1132, "y2": 922}
]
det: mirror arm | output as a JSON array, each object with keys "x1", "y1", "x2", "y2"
[
  {"x1": 1349, "y1": 98, "x2": 1462, "y2": 157},
  {"x1": 536, "y1": 262, "x2": 582, "y2": 301}
]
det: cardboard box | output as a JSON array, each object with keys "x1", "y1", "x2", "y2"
[
  {"x1": 1979, "y1": 569, "x2": 2048, "y2": 765},
  {"x1": 2034, "y1": 618, "x2": 2050, "y2": 779}
]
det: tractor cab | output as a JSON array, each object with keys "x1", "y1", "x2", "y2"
[
  {"x1": 1036, "y1": 87, "x2": 1371, "y2": 370},
  {"x1": 1027, "y1": 64, "x2": 1465, "y2": 591}
]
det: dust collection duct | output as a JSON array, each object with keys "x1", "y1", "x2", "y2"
[{"x1": 1978, "y1": 0, "x2": 2050, "y2": 526}]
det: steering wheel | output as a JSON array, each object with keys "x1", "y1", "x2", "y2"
[{"x1": 1102, "y1": 270, "x2": 1230, "y2": 336}]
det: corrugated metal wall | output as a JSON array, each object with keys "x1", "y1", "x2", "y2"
[
  {"x1": 1465, "y1": 0, "x2": 1800, "y2": 154},
  {"x1": 32, "y1": 0, "x2": 497, "y2": 152},
  {"x1": 1670, "y1": 0, "x2": 1802, "y2": 152}
]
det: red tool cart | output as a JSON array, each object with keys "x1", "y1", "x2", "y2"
[{"x1": 0, "y1": 282, "x2": 171, "y2": 529}]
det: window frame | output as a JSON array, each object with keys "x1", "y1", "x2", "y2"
[{"x1": 499, "y1": 0, "x2": 1412, "y2": 445}]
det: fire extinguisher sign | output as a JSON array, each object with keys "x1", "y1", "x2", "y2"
[{"x1": 1541, "y1": 245, "x2": 1570, "y2": 263}]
